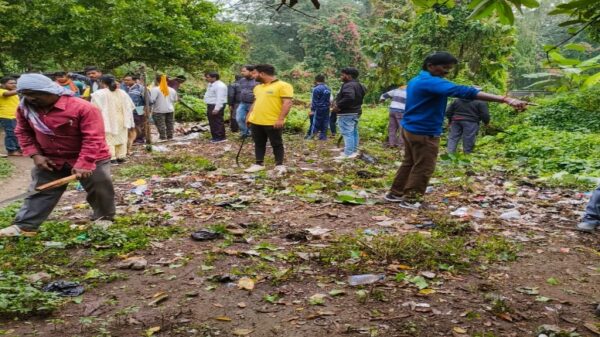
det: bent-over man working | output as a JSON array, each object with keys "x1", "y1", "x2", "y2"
[{"x1": 0, "y1": 74, "x2": 115, "y2": 237}]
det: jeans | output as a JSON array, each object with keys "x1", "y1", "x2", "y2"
[
  {"x1": 582, "y1": 185, "x2": 600, "y2": 225},
  {"x1": 389, "y1": 129, "x2": 440, "y2": 200},
  {"x1": 154, "y1": 112, "x2": 174, "y2": 140},
  {"x1": 447, "y1": 120, "x2": 480, "y2": 154},
  {"x1": 0, "y1": 118, "x2": 20, "y2": 152},
  {"x1": 250, "y1": 124, "x2": 284, "y2": 165},
  {"x1": 207, "y1": 104, "x2": 226, "y2": 141},
  {"x1": 387, "y1": 110, "x2": 404, "y2": 147},
  {"x1": 330, "y1": 112, "x2": 337, "y2": 135},
  {"x1": 337, "y1": 114, "x2": 359, "y2": 156},
  {"x1": 236, "y1": 102, "x2": 252, "y2": 137},
  {"x1": 15, "y1": 160, "x2": 115, "y2": 231}
]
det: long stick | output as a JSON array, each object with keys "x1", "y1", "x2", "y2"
[{"x1": 235, "y1": 136, "x2": 248, "y2": 167}]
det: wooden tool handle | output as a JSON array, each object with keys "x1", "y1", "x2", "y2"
[{"x1": 36, "y1": 174, "x2": 78, "y2": 191}]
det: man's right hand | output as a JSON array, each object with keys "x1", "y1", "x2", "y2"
[{"x1": 32, "y1": 155, "x2": 57, "y2": 171}]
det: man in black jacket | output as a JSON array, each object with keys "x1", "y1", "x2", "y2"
[
  {"x1": 445, "y1": 95, "x2": 490, "y2": 154},
  {"x1": 228, "y1": 75, "x2": 242, "y2": 132},
  {"x1": 332, "y1": 67, "x2": 367, "y2": 160}
]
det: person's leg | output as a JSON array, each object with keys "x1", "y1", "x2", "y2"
[
  {"x1": 387, "y1": 111, "x2": 397, "y2": 147},
  {"x1": 251, "y1": 124, "x2": 268, "y2": 165},
  {"x1": 389, "y1": 129, "x2": 414, "y2": 196},
  {"x1": 352, "y1": 116, "x2": 359, "y2": 154},
  {"x1": 447, "y1": 121, "x2": 462, "y2": 153},
  {"x1": 461, "y1": 121, "x2": 480, "y2": 154},
  {"x1": 165, "y1": 112, "x2": 174, "y2": 139},
  {"x1": 3, "y1": 119, "x2": 20, "y2": 152},
  {"x1": 153, "y1": 113, "x2": 167, "y2": 139},
  {"x1": 306, "y1": 113, "x2": 315, "y2": 138},
  {"x1": 337, "y1": 115, "x2": 354, "y2": 156},
  {"x1": 266, "y1": 126, "x2": 284, "y2": 165},
  {"x1": 330, "y1": 112, "x2": 337, "y2": 135},
  {"x1": 206, "y1": 104, "x2": 218, "y2": 140},
  {"x1": 14, "y1": 166, "x2": 70, "y2": 231},
  {"x1": 230, "y1": 104, "x2": 239, "y2": 132},
  {"x1": 133, "y1": 114, "x2": 145, "y2": 143},
  {"x1": 395, "y1": 113, "x2": 404, "y2": 146},
  {"x1": 236, "y1": 103, "x2": 249, "y2": 137},
  {"x1": 215, "y1": 107, "x2": 226, "y2": 140},
  {"x1": 115, "y1": 143, "x2": 127, "y2": 160},
  {"x1": 403, "y1": 133, "x2": 440, "y2": 200},
  {"x1": 79, "y1": 160, "x2": 116, "y2": 221},
  {"x1": 315, "y1": 109, "x2": 329, "y2": 140}
]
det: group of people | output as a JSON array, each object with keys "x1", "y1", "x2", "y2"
[{"x1": 0, "y1": 51, "x2": 599, "y2": 238}]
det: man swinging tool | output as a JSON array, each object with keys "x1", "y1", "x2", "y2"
[{"x1": 0, "y1": 74, "x2": 116, "y2": 237}]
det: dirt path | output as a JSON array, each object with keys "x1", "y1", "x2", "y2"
[{"x1": 0, "y1": 156, "x2": 32, "y2": 199}]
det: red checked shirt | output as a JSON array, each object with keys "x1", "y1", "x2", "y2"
[{"x1": 15, "y1": 96, "x2": 111, "y2": 171}]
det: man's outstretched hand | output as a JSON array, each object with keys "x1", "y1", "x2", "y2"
[
  {"x1": 32, "y1": 154, "x2": 57, "y2": 172},
  {"x1": 72, "y1": 168, "x2": 93, "y2": 179},
  {"x1": 504, "y1": 97, "x2": 528, "y2": 112}
]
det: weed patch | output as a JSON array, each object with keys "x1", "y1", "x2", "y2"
[{"x1": 116, "y1": 154, "x2": 216, "y2": 178}]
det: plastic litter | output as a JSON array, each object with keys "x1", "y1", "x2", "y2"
[
  {"x1": 348, "y1": 274, "x2": 385, "y2": 286},
  {"x1": 43, "y1": 280, "x2": 85, "y2": 296},
  {"x1": 190, "y1": 229, "x2": 224, "y2": 241},
  {"x1": 130, "y1": 185, "x2": 148, "y2": 196},
  {"x1": 415, "y1": 221, "x2": 436, "y2": 229},
  {"x1": 359, "y1": 152, "x2": 377, "y2": 164},
  {"x1": 43, "y1": 241, "x2": 66, "y2": 249},
  {"x1": 450, "y1": 207, "x2": 485, "y2": 219},
  {"x1": 500, "y1": 209, "x2": 521, "y2": 220},
  {"x1": 151, "y1": 145, "x2": 169, "y2": 152}
]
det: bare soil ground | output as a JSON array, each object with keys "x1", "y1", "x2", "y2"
[{"x1": 0, "y1": 131, "x2": 599, "y2": 337}]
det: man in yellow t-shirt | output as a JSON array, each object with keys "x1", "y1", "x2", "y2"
[
  {"x1": 0, "y1": 77, "x2": 21, "y2": 156},
  {"x1": 245, "y1": 64, "x2": 293, "y2": 175}
]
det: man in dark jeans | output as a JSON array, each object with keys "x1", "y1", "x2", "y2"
[
  {"x1": 203, "y1": 72, "x2": 228, "y2": 143},
  {"x1": 228, "y1": 75, "x2": 242, "y2": 132},
  {"x1": 0, "y1": 73, "x2": 115, "y2": 237},
  {"x1": 446, "y1": 92, "x2": 490, "y2": 154},
  {"x1": 244, "y1": 64, "x2": 293, "y2": 175},
  {"x1": 384, "y1": 52, "x2": 527, "y2": 209}
]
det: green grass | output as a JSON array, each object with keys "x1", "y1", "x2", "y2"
[
  {"x1": 116, "y1": 154, "x2": 217, "y2": 178},
  {"x1": 0, "y1": 159, "x2": 14, "y2": 179}
]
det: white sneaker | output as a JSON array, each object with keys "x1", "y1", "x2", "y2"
[
  {"x1": 244, "y1": 164, "x2": 265, "y2": 173},
  {"x1": 273, "y1": 165, "x2": 287, "y2": 175},
  {"x1": 334, "y1": 153, "x2": 349, "y2": 161},
  {"x1": 347, "y1": 152, "x2": 360, "y2": 159}
]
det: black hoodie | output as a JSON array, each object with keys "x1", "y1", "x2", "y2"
[{"x1": 335, "y1": 79, "x2": 367, "y2": 115}]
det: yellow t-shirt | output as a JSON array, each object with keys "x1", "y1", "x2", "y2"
[
  {"x1": 0, "y1": 89, "x2": 19, "y2": 119},
  {"x1": 248, "y1": 80, "x2": 293, "y2": 126}
]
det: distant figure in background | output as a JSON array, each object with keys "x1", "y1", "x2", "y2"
[
  {"x1": 236, "y1": 65, "x2": 257, "y2": 138},
  {"x1": 122, "y1": 75, "x2": 146, "y2": 144},
  {"x1": 446, "y1": 91, "x2": 490, "y2": 154},
  {"x1": 380, "y1": 85, "x2": 407, "y2": 148},
  {"x1": 83, "y1": 66, "x2": 103, "y2": 99},
  {"x1": 167, "y1": 75, "x2": 186, "y2": 92},
  {"x1": 54, "y1": 72, "x2": 85, "y2": 97},
  {"x1": 305, "y1": 74, "x2": 331, "y2": 140},
  {"x1": 150, "y1": 75, "x2": 178, "y2": 141},
  {"x1": 0, "y1": 77, "x2": 22, "y2": 156},
  {"x1": 91, "y1": 75, "x2": 135, "y2": 164},
  {"x1": 204, "y1": 71, "x2": 228, "y2": 143},
  {"x1": 228, "y1": 75, "x2": 242, "y2": 132},
  {"x1": 333, "y1": 67, "x2": 367, "y2": 160}
]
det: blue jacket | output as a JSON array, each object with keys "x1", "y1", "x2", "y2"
[
  {"x1": 311, "y1": 83, "x2": 331, "y2": 110},
  {"x1": 402, "y1": 71, "x2": 479, "y2": 136}
]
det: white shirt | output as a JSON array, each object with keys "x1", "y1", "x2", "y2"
[{"x1": 203, "y1": 80, "x2": 228, "y2": 110}]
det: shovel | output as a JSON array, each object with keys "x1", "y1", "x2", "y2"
[{"x1": 0, "y1": 174, "x2": 78, "y2": 206}]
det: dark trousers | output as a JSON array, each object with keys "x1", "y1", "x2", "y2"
[
  {"x1": 390, "y1": 129, "x2": 439, "y2": 200},
  {"x1": 207, "y1": 104, "x2": 226, "y2": 141},
  {"x1": 0, "y1": 118, "x2": 20, "y2": 152},
  {"x1": 133, "y1": 113, "x2": 145, "y2": 143},
  {"x1": 447, "y1": 120, "x2": 480, "y2": 154},
  {"x1": 229, "y1": 104, "x2": 239, "y2": 132},
  {"x1": 583, "y1": 185, "x2": 600, "y2": 225},
  {"x1": 15, "y1": 160, "x2": 116, "y2": 231},
  {"x1": 154, "y1": 112, "x2": 174, "y2": 140},
  {"x1": 250, "y1": 124, "x2": 284, "y2": 165},
  {"x1": 307, "y1": 108, "x2": 330, "y2": 139},
  {"x1": 330, "y1": 112, "x2": 337, "y2": 135}
]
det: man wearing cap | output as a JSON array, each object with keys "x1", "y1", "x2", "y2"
[{"x1": 0, "y1": 74, "x2": 115, "y2": 237}]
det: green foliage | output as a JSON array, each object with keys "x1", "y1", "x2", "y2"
[
  {"x1": 0, "y1": 0, "x2": 243, "y2": 72},
  {"x1": 467, "y1": 0, "x2": 540, "y2": 25},
  {"x1": 527, "y1": 86, "x2": 600, "y2": 132},
  {"x1": 176, "y1": 95, "x2": 208, "y2": 122},
  {"x1": 0, "y1": 271, "x2": 63, "y2": 316},
  {"x1": 116, "y1": 154, "x2": 216, "y2": 178},
  {"x1": 0, "y1": 159, "x2": 13, "y2": 179}
]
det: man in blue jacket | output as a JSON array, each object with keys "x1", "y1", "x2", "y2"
[
  {"x1": 385, "y1": 52, "x2": 527, "y2": 209},
  {"x1": 306, "y1": 74, "x2": 331, "y2": 140}
]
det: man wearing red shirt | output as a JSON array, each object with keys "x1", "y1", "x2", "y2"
[{"x1": 0, "y1": 74, "x2": 115, "y2": 237}]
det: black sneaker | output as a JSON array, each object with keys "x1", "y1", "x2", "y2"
[
  {"x1": 384, "y1": 193, "x2": 404, "y2": 203},
  {"x1": 116, "y1": 158, "x2": 126, "y2": 164}
]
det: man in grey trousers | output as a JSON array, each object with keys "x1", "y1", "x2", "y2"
[
  {"x1": 0, "y1": 74, "x2": 115, "y2": 237},
  {"x1": 446, "y1": 94, "x2": 490, "y2": 154}
]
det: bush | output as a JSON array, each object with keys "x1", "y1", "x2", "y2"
[
  {"x1": 0, "y1": 271, "x2": 63, "y2": 316},
  {"x1": 527, "y1": 86, "x2": 600, "y2": 133},
  {"x1": 175, "y1": 95, "x2": 207, "y2": 122}
]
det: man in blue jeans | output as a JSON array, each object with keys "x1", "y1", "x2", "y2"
[
  {"x1": 577, "y1": 186, "x2": 600, "y2": 232},
  {"x1": 0, "y1": 77, "x2": 22, "y2": 156},
  {"x1": 332, "y1": 67, "x2": 367, "y2": 160},
  {"x1": 236, "y1": 65, "x2": 257, "y2": 138}
]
